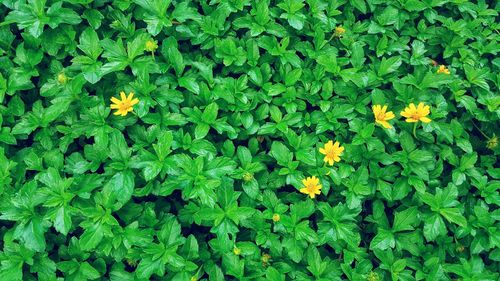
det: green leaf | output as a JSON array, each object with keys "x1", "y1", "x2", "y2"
[
  {"x1": 80, "y1": 223, "x2": 104, "y2": 251},
  {"x1": 270, "y1": 142, "x2": 292, "y2": 166},
  {"x1": 161, "y1": 37, "x2": 185, "y2": 76},
  {"x1": 195, "y1": 123, "x2": 210, "y2": 139},
  {"x1": 393, "y1": 207, "x2": 419, "y2": 232},
  {"x1": 370, "y1": 228, "x2": 395, "y2": 250},
  {"x1": 423, "y1": 214, "x2": 446, "y2": 241},
  {"x1": 202, "y1": 103, "x2": 219, "y2": 124},
  {"x1": 378, "y1": 56, "x2": 402, "y2": 76},
  {"x1": 54, "y1": 206, "x2": 72, "y2": 235},
  {"x1": 440, "y1": 208, "x2": 467, "y2": 227},
  {"x1": 16, "y1": 217, "x2": 47, "y2": 252},
  {"x1": 78, "y1": 28, "x2": 102, "y2": 60},
  {"x1": 266, "y1": 267, "x2": 285, "y2": 281},
  {"x1": 103, "y1": 170, "x2": 135, "y2": 204},
  {"x1": 316, "y1": 52, "x2": 339, "y2": 74},
  {"x1": 79, "y1": 262, "x2": 101, "y2": 280}
]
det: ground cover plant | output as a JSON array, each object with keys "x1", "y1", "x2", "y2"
[{"x1": 0, "y1": 0, "x2": 499, "y2": 280}]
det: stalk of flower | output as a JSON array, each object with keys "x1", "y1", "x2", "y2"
[
  {"x1": 471, "y1": 120, "x2": 498, "y2": 150},
  {"x1": 400, "y1": 102, "x2": 431, "y2": 137},
  {"x1": 319, "y1": 140, "x2": 344, "y2": 166},
  {"x1": 110, "y1": 91, "x2": 139, "y2": 116},
  {"x1": 372, "y1": 105, "x2": 395, "y2": 129},
  {"x1": 299, "y1": 176, "x2": 322, "y2": 199}
]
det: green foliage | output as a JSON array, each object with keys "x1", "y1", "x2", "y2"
[{"x1": 0, "y1": 0, "x2": 499, "y2": 280}]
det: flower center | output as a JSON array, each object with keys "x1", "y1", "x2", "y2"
[
  {"x1": 411, "y1": 113, "x2": 422, "y2": 120},
  {"x1": 306, "y1": 183, "x2": 316, "y2": 192},
  {"x1": 326, "y1": 150, "x2": 337, "y2": 159},
  {"x1": 119, "y1": 101, "x2": 132, "y2": 111},
  {"x1": 376, "y1": 112, "x2": 386, "y2": 121}
]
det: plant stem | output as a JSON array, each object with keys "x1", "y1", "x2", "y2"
[
  {"x1": 413, "y1": 122, "x2": 417, "y2": 138},
  {"x1": 471, "y1": 120, "x2": 490, "y2": 139}
]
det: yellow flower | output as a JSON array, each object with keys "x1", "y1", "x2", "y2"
[
  {"x1": 334, "y1": 26, "x2": 346, "y2": 37},
  {"x1": 145, "y1": 39, "x2": 158, "y2": 52},
  {"x1": 110, "y1": 91, "x2": 139, "y2": 116},
  {"x1": 437, "y1": 65, "x2": 450, "y2": 74},
  {"x1": 372, "y1": 105, "x2": 395, "y2": 129},
  {"x1": 319, "y1": 140, "x2": 344, "y2": 166},
  {"x1": 400, "y1": 102, "x2": 431, "y2": 123},
  {"x1": 272, "y1": 213, "x2": 280, "y2": 222},
  {"x1": 300, "y1": 176, "x2": 322, "y2": 199}
]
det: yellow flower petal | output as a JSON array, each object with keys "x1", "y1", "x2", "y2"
[
  {"x1": 400, "y1": 110, "x2": 411, "y2": 118},
  {"x1": 376, "y1": 120, "x2": 391, "y2": 128},
  {"x1": 385, "y1": 112, "x2": 395, "y2": 120},
  {"x1": 420, "y1": 116, "x2": 432, "y2": 123},
  {"x1": 130, "y1": 98, "x2": 139, "y2": 106}
]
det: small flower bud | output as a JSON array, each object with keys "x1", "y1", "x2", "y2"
[
  {"x1": 487, "y1": 136, "x2": 497, "y2": 149},
  {"x1": 272, "y1": 213, "x2": 281, "y2": 222},
  {"x1": 261, "y1": 253, "x2": 271, "y2": 263},
  {"x1": 233, "y1": 247, "x2": 241, "y2": 255},
  {"x1": 334, "y1": 26, "x2": 346, "y2": 37},
  {"x1": 367, "y1": 271, "x2": 379, "y2": 281},
  {"x1": 57, "y1": 73, "x2": 68, "y2": 84},
  {"x1": 145, "y1": 40, "x2": 158, "y2": 52},
  {"x1": 243, "y1": 172, "x2": 254, "y2": 182}
]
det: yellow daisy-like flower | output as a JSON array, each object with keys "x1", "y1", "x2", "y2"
[
  {"x1": 110, "y1": 91, "x2": 139, "y2": 116},
  {"x1": 372, "y1": 105, "x2": 395, "y2": 129},
  {"x1": 299, "y1": 176, "x2": 322, "y2": 199},
  {"x1": 437, "y1": 65, "x2": 450, "y2": 74},
  {"x1": 145, "y1": 40, "x2": 158, "y2": 52},
  {"x1": 334, "y1": 26, "x2": 346, "y2": 37},
  {"x1": 400, "y1": 102, "x2": 431, "y2": 123},
  {"x1": 319, "y1": 140, "x2": 344, "y2": 166}
]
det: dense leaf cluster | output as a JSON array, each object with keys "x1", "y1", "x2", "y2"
[{"x1": 0, "y1": 0, "x2": 499, "y2": 280}]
